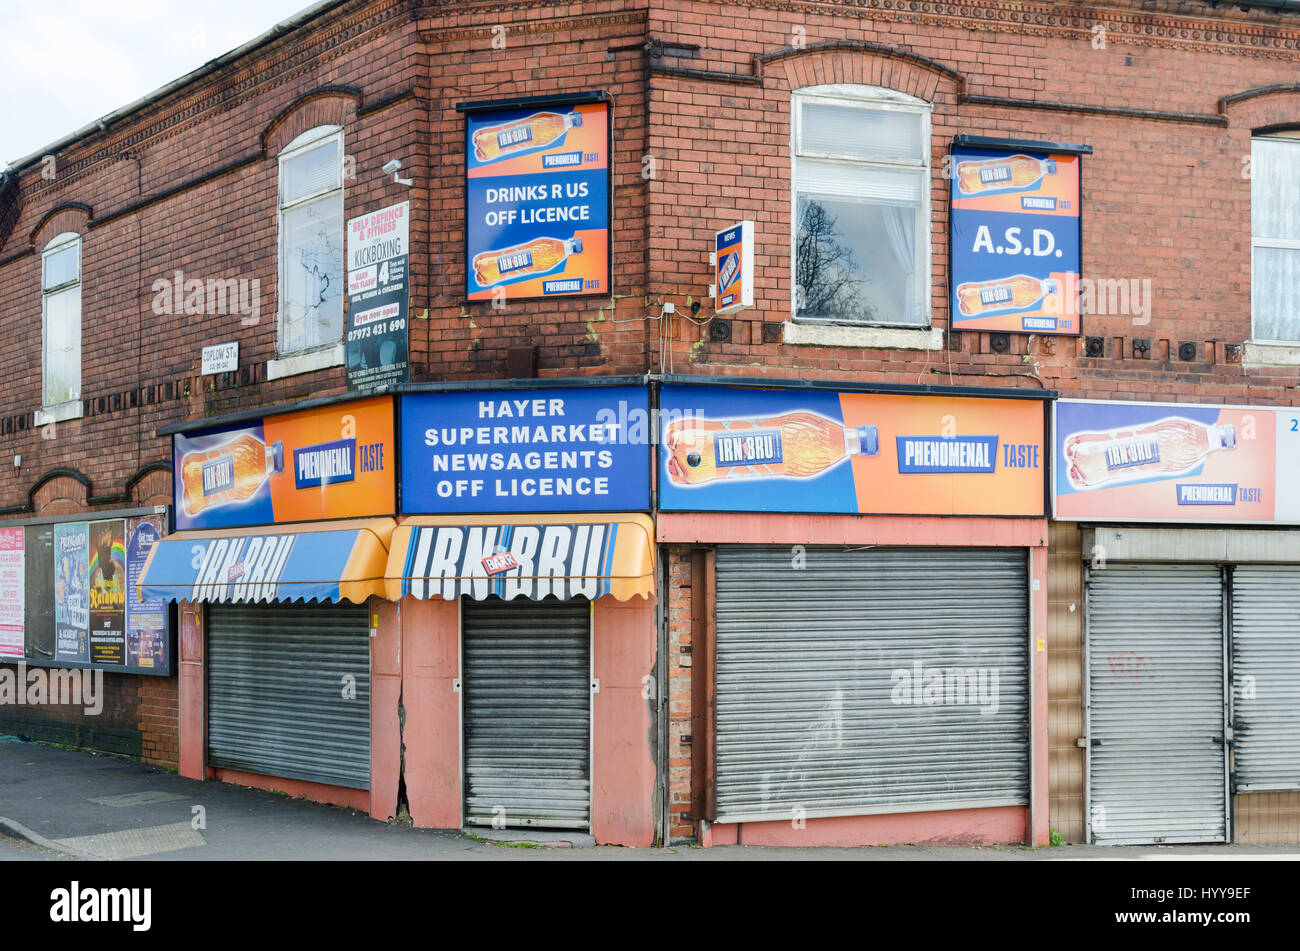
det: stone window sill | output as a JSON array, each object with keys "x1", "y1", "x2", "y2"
[
  {"x1": 782, "y1": 322, "x2": 943, "y2": 351},
  {"x1": 34, "y1": 401, "x2": 83, "y2": 427},
  {"x1": 267, "y1": 342, "x2": 345, "y2": 381},
  {"x1": 1242, "y1": 340, "x2": 1300, "y2": 368}
]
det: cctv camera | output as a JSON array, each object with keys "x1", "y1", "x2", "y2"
[{"x1": 382, "y1": 159, "x2": 402, "y2": 175}]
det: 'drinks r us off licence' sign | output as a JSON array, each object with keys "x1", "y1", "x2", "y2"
[
  {"x1": 462, "y1": 95, "x2": 610, "y2": 301},
  {"x1": 950, "y1": 138, "x2": 1085, "y2": 335}
]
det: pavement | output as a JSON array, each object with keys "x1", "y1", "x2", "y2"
[{"x1": 2, "y1": 735, "x2": 1298, "y2": 861}]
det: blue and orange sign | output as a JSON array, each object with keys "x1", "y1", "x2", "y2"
[
  {"x1": 1054, "y1": 399, "x2": 1300, "y2": 524},
  {"x1": 659, "y1": 384, "x2": 1045, "y2": 516},
  {"x1": 714, "y1": 221, "x2": 753, "y2": 315},
  {"x1": 950, "y1": 142, "x2": 1083, "y2": 335},
  {"x1": 172, "y1": 397, "x2": 395, "y2": 530},
  {"x1": 465, "y1": 97, "x2": 610, "y2": 301}
]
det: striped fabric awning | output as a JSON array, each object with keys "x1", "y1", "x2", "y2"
[
  {"x1": 385, "y1": 513, "x2": 655, "y2": 602},
  {"x1": 137, "y1": 518, "x2": 394, "y2": 604}
]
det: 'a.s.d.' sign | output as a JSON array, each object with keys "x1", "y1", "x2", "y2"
[
  {"x1": 659, "y1": 384, "x2": 1045, "y2": 516},
  {"x1": 1053, "y1": 398, "x2": 1300, "y2": 524},
  {"x1": 462, "y1": 94, "x2": 610, "y2": 301},
  {"x1": 950, "y1": 137, "x2": 1087, "y2": 335}
]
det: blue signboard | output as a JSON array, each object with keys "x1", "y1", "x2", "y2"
[
  {"x1": 658, "y1": 384, "x2": 1046, "y2": 516},
  {"x1": 950, "y1": 142, "x2": 1084, "y2": 335},
  {"x1": 400, "y1": 387, "x2": 651, "y2": 514},
  {"x1": 464, "y1": 98, "x2": 610, "y2": 301}
]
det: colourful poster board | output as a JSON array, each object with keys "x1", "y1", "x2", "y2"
[
  {"x1": 87, "y1": 519, "x2": 126, "y2": 666},
  {"x1": 464, "y1": 97, "x2": 610, "y2": 301},
  {"x1": 0, "y1": 527, "x2": 23, "y2": 658},
  {"x1": 658, "y1": 384, "x2": 1045, "y2": 516},
  {"x1": 126, "y1": 516, "x2": 167, "y2": 669},
  {"x1": 950, "y1": 142, "x2": 1083, "y2": 335},
  {"x1": 173, "y1": 396, "x2": 395, "y2": 530},
  {"x1": 54, "y1": 522, "x2": 89, "y2": 664},
  {"x1": 1054, "y1": 398, "x2": 1300, "y2": 524}
]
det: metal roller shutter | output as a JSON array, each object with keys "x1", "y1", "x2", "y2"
[
  {"x1": 713, "y1": 546, "x2": 1029, "y2": 823},
  {"x1": 1086, "y1": 564, "x2": 1226, "y2": 844},
  {"x1": 462, "y1": 597, "x2": 591, "y2": 829},
  {"x1": 207, "y1": 602, "x2": 371, "y2": 790},
  {"x1": 1231, "y1": 566, "x2": 1300, "y2": 792}
]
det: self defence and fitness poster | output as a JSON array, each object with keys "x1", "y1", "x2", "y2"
[
  {"x1": 950, "y1": 141, "x2": 1083, "y2": 335},
  {"x1": 464, "y1": 96, "x2": 610, "y2": 301}
]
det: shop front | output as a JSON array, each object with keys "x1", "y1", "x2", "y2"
[
  {"x1": 392, "y1": 385, "x2": 658, "y2": 846},
  {"x1": 138, "y1": 396, "x2": 399, "y2": 816},
  {"x1": 659, "y1": 380, "x2": 1052, "y2": 847},
  {"x1": 1055, "y1": 398, "x2": 1300, "y2": 845}
]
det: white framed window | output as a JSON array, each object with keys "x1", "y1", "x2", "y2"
[
  {"x1": 277, "y1": 125, "x2": 344, "y2": 356},
  {"x1": 792, "y1": 85, "x2": 931, "y2": 327},
  {"x1": 1251, "y1": 132, "x2": 1300, "y2": 343},
  {"x1": 41, "y1": 232, "x2": 81, "y2": 410}
]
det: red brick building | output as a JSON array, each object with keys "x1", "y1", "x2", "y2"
[{"x1": 2, "y1": 0, "x2": 1299, "y2": 846}]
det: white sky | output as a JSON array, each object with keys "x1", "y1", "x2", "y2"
[{"x1": 0, "y1": 0, "x2": 319, "y2": 168}]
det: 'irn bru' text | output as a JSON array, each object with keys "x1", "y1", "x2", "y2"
[
  {"x1": 714, "y1": 430, "x2": 782, "y2": 467},
  {"x1": 472, "y1": 111, "x2": 583, "y2": 163},
  {"x1": 1106, "y1": 437, "x2": 1160, "y2": 471}
]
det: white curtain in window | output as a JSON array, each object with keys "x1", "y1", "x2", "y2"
[
  {"x1": 800, "y1": 102, "x2": 922, "y2": 164},
  {"x1": 881, "y1": 205, "x2": 917, "y2": 323},
  {"x1": 1252, "y1": 138, "x2": 1300, "y2": 242},
  {"x1": 44, "y1": 286, "x2": 81, "y2": 406},
  {"x1": 1254, "y1": 247, "x2": 1300, "y2": 342},
  {"x1": 281, "y1": 140, "x2": 341, "y2": 206}
]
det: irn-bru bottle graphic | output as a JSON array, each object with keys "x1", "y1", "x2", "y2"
[
  {"x1": 473, "y1": 236, "x2": 582, "y2": 287},
  {"x1": 957, "y1": 155, "x2": 1056, "y2": 195},
  {"x1": 473, "y1": 111, "x2": 582, "y2": 162},
  {"x1": 181, "y1": 434, "x2": 285, "y2": 515},
  {"x1": 956, "y1": 275, "x2": 1058, "y2": 317},
  {"x1": 1064, "y1": 418, "x2": 1236, "y2": 489},
  {"x1": 665, "y1": 412, "x2": 878, "y2": 485}
]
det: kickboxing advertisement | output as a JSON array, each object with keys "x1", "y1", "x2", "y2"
[
  {"x1": 172, "y1": 396, "x2": 396, "y2": 530},
  {"x1": 1054, "y1": 399, "x2": 1300, "y2": 524},
  {"x1": 345, "y1": 200, "x2": 410, "y2": 392},
  {"x1": 658, "y1": 384, "x2": 1045, "y2": 516},
  {"x1": 463, "y1": 95, "x2": 610, "y2": 301},
  {"x1": 950, "y1": 139, "x2": 1084, "y2": 335}
]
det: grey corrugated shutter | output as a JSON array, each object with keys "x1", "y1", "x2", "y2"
[
  {"x1": 1087, "y1": 564, "x2": 1226, "y2": 844},
  {"x1": 207, "y1": 602, "x2": 371, "y2": 790},
  {"x1": 462, "y1": 597, "x2": 591, "y2": 829},
  {"x1": 713, "y1": 546, "x2": 1029, "y2": 823},
  {"x1": 1231, "y1": 566, "x2": 1300, "y2": 792}
]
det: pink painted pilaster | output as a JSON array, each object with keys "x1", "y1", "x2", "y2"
[
  {"x1": 401, "y1": 596, "x2": 461, "y2": 829},
  {"x1": 177, "y1": 602, "x2": 205, "y2": 781},
  {"x1": 591, "y1": 595, "x2": 657, "y2": 846},
  {"x1": 369, "y1": 597, "x2": 401, "y2": 822}
]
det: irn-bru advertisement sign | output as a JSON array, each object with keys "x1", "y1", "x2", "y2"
[
  {"x1": 1054, "y1": 399, "x2": 1300, "y2": 524},
  {"x1": 950, "y1": 143, "x2": 1083, "y2": 335},
  {"x1": 658, "y1": 385, "x2": 1045, "y2": 516},
  {"x1": 173, "y1": 396, "x2": 395, "y2": 530},
  {"x1": 464, "y1": 97, "x2": 610, "y2": 301}
]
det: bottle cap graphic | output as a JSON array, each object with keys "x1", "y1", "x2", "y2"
[
  {"x1": 1043, "y1": 158, "x2": 1057, "y2": 174},
  {"x1": 571, "y1": 236, "x2": 583, "y2": 254},
  {"x1": 271, "y1": 440, "x2": 286, "y2": 472},
  {"x1": 1217, "y1": 425, "x2": 1236, "y2": 449},
  {"x1": 854, "y1": 425, "x2": 879, "y2": 456},
  {"x1": 570, "y1": 112, "x2": 583, "y2": 127}
]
